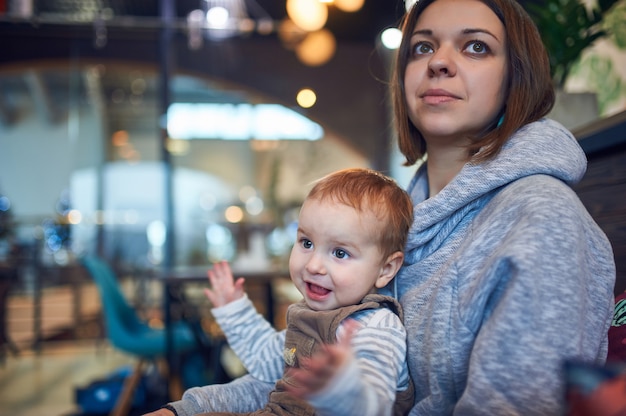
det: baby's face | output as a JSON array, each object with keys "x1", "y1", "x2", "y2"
[{"x1": 288, "y1": 198, "x2": 388, "y2": 311}]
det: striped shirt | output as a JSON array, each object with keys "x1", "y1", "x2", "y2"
[{"x1": 211, "y1": 294, "x2": 411, "y2": 416}]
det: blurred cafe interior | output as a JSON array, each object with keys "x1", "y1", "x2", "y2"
[{"x1": 0, "y1": 0, "x2": 625, "y2": 415}]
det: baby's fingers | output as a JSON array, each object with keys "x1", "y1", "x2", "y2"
[
  {"x1": 338, "y1": 318, "x2": 361, "y2": 347},
  {"x1": 284, "y1": 364, "x2": 327, "y2": 398},
  {"x1": 208, "y1": 261, "x2": 228, "y2": 283},
  {"x1": 204, "y1": 287, "x2": 217, "y2": 305}
]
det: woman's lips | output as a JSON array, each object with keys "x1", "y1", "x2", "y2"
[{"x1": 421, "y1": 89, "x2": 459, "y2": 105}]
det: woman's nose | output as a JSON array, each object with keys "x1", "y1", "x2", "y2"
[{"x1": 428, "y1": 46, "x2": 456, "y2": 77}]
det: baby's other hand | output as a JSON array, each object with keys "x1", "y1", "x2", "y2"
[
  {"x1": 285, "y1": 319, "x2": 360, "y2": 398},
  {"x1": 204, "y1": 260, "x2": 245, "y2": 308}
]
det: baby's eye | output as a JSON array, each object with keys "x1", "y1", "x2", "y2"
[
  {"x1": 301, "y1": 239, "x2": 313, "y2": 249},
  {"x1": 464, "y1": 40, "x2": 489, "y2": 55},
  {"x1": 332, "y1": 248, "x2": 349, "y2": 259}
]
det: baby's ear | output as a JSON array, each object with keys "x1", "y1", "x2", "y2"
[{"x1": 375, "y1": 251, "x2": 404, "y2": 289}]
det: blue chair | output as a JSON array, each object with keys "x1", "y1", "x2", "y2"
[{"x1": 81, "y1": 255, "x2": 202, "y2": 416}]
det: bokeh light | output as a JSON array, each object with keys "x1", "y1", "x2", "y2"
[
  {"x1": 111, "y1": 130, "x2": 129, "y2": 147},
  {"x1": 335, "y1": 0, "x2": 365, "y2": 12},
  {"x1": 381, "y1": 27, "x2": 403, "y2": 50},
  {"x1": 245, "y1": 196, "x2": 264, "y2": 216},
  {"x1": 239, "y1": 185, "x2": 257, "y2": 202},
  {"x1": 206, "y1": 6, "x2": 229, "y2": 29},
  {"x1": 286, "y1": 0, "x2": 328, "y2": 32},
  {"x1": 206, "y1": 223, "x2": 235, "y2": 261},
  {"x1": 147, "y1": 220, "x2": 166, "y2": 247},
  {"x1": 0, "y1": 196, "x2": 11, "y2": 211},
  {"x1": 224, "y1": 205, "x2": 244, "y2": 223},
  {"x1": 67, "y1": 210, "x2": 82, "y2": 225},
  {"x1": 277, "y1": 18, "x2": 307, "y2": 50},
  {"x1": 295, "y1": 29, "x2": 336, "y2": 66},
  {"x1": 297, "y1": 88, "x2": 317, "y2": 108}
]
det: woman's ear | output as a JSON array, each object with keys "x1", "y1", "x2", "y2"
[{"x1": 375, "y1": 251, "x2": 404, "y2": 289}]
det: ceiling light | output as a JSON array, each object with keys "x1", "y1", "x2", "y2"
[
  {"x1": 286, "y1": 0, "x2": 328, "y2": 32},
  {"x1": 202, "y1": 0, "x2": 249, "y2": 39},
  {"x1": 334, "y1": 0, "x2": 365, "y2": 12}
]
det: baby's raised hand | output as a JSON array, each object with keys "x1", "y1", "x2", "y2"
[{"x1": 204, "y1": 260, "x2": 245, "y2": 308}]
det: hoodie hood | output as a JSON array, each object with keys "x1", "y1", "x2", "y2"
[{"x1": 403, "y1": 118, "x2": 587, "y2": 261}]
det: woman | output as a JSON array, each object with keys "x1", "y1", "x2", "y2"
[
  {"x1": 145, "y1": 0, "x2": 615, "y2": 414},
  {"x1": 388, "y1": 0, "x2": 615, "y2": 414}
]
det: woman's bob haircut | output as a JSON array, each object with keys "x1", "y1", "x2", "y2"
[{"x1": 391, "y1": 0, "x2": 555, "y2": 165}]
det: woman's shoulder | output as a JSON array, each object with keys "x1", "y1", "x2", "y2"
[
  {"x1": 490, "y1": 173, "x2": 585, "y2": 215},
  {"x1": 503, "y1": 173, "x2": 576, "y2": 194},
  {"x1": 470, "y1": 173, "x2": 599, "y2": 244}
]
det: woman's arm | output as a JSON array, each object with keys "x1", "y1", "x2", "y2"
[{"x1": 456, "y1": 177, "x2": 615, "y2": 414}]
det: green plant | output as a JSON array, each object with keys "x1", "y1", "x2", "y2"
[{"x1": 526, "y1": 0, "x2": 620, "y2": 88}]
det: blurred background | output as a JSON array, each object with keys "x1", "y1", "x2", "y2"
[
  {"x1": 0, "y1": 0, "x2": 411, "y2": 274},
  {"x1": 0, "y1": 0, "x2": 625, "y2": 415}
]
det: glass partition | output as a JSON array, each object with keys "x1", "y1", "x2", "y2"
[{"x1": 0, "y1": 62, "x2": 369, "y2": 273}]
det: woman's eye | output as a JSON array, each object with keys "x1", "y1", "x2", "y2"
[
  {"x1": 465, "y1": 40, "x2": 489, "y2": 54},
  {"x1": 332, "y1": 248, "x2": 349, "y2": 259},
  {"x1": 412, "y1": 41, "x2": 433, "y2": 56},
  {"x1": 301, "y1": 239, "x2": 313, "y2": 249}
]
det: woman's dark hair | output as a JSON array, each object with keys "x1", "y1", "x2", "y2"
[{"x1": 391, "y1": 0, "x2": 555, "y2": 165}]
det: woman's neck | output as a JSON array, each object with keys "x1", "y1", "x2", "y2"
[{"x1": 426, "y1": 146, "x2": 469, "y2": 197}]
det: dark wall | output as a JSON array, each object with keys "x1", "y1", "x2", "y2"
[{"x1": 574, "y1": 112, "x2": 626, "y2": 296}]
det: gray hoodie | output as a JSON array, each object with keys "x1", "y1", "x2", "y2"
[
  {"x1": 167, "y1": 118, "x2": 615, "y2": 416},
  {"x1": 391, "y1": 118, "x2": 616, "y2": 415}
]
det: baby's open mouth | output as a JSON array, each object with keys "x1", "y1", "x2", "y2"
[{"x1": 307, "y1": 282, "x2": 331, "y2": 296}]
